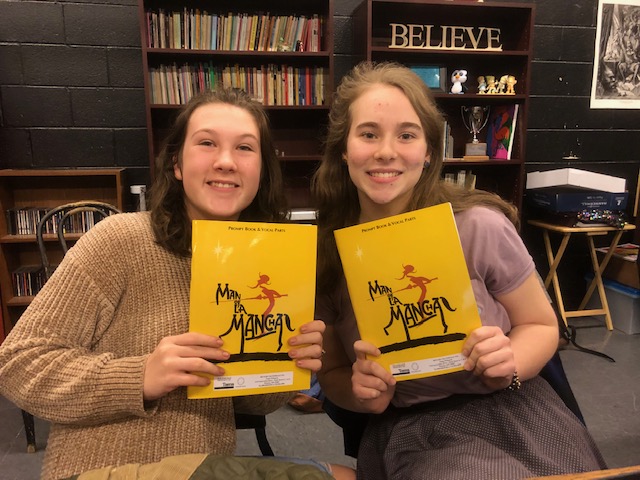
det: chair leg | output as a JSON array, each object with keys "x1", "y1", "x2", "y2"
[
  {"x1": 21, "y1": 410, "x2": 36, "y2": 453},
  {"x1": 254, "y1": 427, "x2": 274, "y2": 456}
]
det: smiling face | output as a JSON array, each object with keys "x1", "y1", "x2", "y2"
[
  {"x1": 345, "y1": 83, "x2": 430, "y2": 222},
  {"x1": 174, "y1": 103, "x2": 262, "y2": 221}
]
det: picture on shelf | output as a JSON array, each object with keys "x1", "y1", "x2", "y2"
[
  {"x1": 410, "y1": 66, "x2": 446, "y2": 92},
  {"x1": 485, "y1": 104, "x2": 519, "y2": 160}
]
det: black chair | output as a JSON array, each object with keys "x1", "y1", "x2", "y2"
[
  {"x1": 24, "y1": 201, "x2": 275, "y2": 456},
  {"x1": 234, "y1": 413, "x2": 275, "y2": 456},
  {"x1": 17, "y1": 202, "x2": 122, "y2": 453}
]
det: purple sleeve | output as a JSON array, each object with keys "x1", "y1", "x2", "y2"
[{"x1": 455, "y1": 207, "x2": 535, "y2": 297}]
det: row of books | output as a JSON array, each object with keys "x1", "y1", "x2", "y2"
[
  {"x1": 441, "y1": 121, "x2": 454, "y2": 160},
  {"x1": 5, "y1": 208, "x2": 105, "y2": 236},
  {"x1": 12, "y1": 265, "x2": 48, "y2": 297},
  {"x1": 149, "y1": 63, "x2": 326, "y2": 106},
  {"x1": 146, "y1": 10, "x2": 322, "y2": 53},
  {"x1": 443, "y1": 169, "x2": 476, "y2": 190}
]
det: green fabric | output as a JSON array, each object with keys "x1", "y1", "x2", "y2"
[
  {"x1": 190, "y1": 455, "x2": 333, "y2": 480},
  {"x1": 66, "y1": 454, "x2": 333, "y2": 480}
]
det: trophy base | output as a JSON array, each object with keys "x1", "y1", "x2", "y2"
[{"x1": 464, "y1": 142, "x2": 489, "y2": 158}]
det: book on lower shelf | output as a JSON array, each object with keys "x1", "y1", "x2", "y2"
[
  {"x1": 187, "y1": 219, "x2": 317, "y2": 399},
  {"x1": 333, "y1": 203, "x2": 482, "y2": 382},
  {"x1": 486, "y1": 104, "x2": 518, "y2": 160}
]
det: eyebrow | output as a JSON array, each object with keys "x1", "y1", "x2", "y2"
[
  {"x1": 191, "y1": 129, "x2": 259, "y2": 141},
  {"x1": 354, "y1": 121, "x2": 422, "y2": 130}
]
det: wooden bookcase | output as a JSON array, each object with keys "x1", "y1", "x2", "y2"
[
  {"x1": 0, "y1": 168, "x2": 127, "y2": 339},
  {"x1": 137, "y1": 0, "x2": 334, "y2": 208},
  {"x1": 353, "y1": 0, "x2": 534, "y2": 210}
]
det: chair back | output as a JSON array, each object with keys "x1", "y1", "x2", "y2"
[{"x1": 36, "y1": 201, "x2": 121, "y2": 280}]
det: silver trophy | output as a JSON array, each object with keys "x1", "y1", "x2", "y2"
[{"x1": 461, "y1": 106, "x2": 490, "y2": 157}]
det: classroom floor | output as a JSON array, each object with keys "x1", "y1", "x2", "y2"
[{"x1": 1, "y1": 319, "x2": 639, "y2": 479}]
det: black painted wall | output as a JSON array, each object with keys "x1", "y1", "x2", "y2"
[{"x1": 0, "y1": 0, "x2": 638, "y2": 304}]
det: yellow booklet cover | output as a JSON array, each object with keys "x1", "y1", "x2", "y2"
[
  {"x1": 188, "y1": 220, "x2": 317, "y2": 399},
  {"x1": 334, "y1": 203, "x2": 482, "y2": 382}
]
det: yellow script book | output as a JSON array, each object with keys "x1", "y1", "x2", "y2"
[
  {"x1": 188, "y1": 220, "x2": 317, "y2": 399},
  {"x1": 334, "y1": 203, "x2": 482, "y2": 382}
]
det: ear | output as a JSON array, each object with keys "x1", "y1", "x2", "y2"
[
  {"x1": 342, "y1": 153, "x2": 348, "y2": 163},
  {"x1": 173, "y1": 156, "x2": 183, "y2": 181}
]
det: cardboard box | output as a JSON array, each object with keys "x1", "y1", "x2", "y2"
[
  {"x1": 586, "y1": 276, "x2": 640, "y2": 335},
  {"x1": 596, "y1": 245, "x2": 640, "y2": 290},
  {"x1": 526, "y1": 168, "x2": 627, "y2": 193},
  {"x1": 528, "y1": 189, "x2": 628, "y2": 212}
]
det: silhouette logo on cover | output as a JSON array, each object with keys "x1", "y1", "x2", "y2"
[
  {"x1": 369, "y1": 263, "x2": 466, "y2": 355},
  {"x1": 215, "y1": 273, "x2": 294, "y2": 362}
]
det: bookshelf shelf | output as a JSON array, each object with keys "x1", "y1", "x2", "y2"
[
  {"x1": 354, "y1": 0, "x2": 534, "y2": 209},
  {"x1": 0, "y1": 168, "x2": 128, "y2": 339},
  {"x1": 137, "y1": 0, "x2": 334, "y2": 208}
]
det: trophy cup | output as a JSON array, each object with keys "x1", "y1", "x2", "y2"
[{"x1": 461, "y1": 106, "x2": 490, "y2": 158}]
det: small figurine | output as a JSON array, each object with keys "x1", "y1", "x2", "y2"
[
  {"x1": 277, "y1": 37, "x2": 291, "y2": 52},
  {"x1": 498, "y1": 74, "x2": 509, "y2": 94},
  {"x1": 485, "y1": 75, "x2": 498, "y2": 94},
  {"x1": 506, "y1": 75, "x2": 517, "y2": 94},
  {"x1": 450, "y1": 69, "x2": 467, "y2": 94},
  {"x1": 477, "y1": 75, "x2": 487, "y2": 94}
]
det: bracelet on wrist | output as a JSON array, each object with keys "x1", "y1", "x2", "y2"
[{"x1": 506, "y1": 371, "x2": 521, "y2": 391}]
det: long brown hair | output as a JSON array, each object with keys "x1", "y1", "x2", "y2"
[
  {"x1": 149, "y1": 88, "x2": 287, "y2": 256},
  {"x1": 312, "y1": 61, "x2": 518, "y2": 293}
]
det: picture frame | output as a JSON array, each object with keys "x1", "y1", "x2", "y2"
[
  {"x1": 410, "y1": 66, "x2": 447, "y2": 92},
  {"x1": 590, "y1": 0, "x2": 640, "y2": 109}
]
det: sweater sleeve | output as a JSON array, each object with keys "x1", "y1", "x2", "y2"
[{"x1": 0, "y1": 218, "x2": 154, "y2": 425}]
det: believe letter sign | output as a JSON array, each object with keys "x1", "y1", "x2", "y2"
[{"x1": 389, "y1": 23, "x2": 502, "y2": 51}]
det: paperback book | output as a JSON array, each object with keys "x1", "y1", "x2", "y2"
[
  {"x1": 188, "y1": 220, "x2": 317, "y2": 399},
  {"x1": 486, "y1": 104, "x2": 518, "y2": 159},
  {"x1": 334, "y1": 203, "x2": 482, "y2": 381}
]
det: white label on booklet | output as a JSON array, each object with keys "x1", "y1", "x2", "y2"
[
  {"x1": 391, "y1": 353, "x2": 465, "y2": 377},
  {"x1": 212, "y1": 372, "x2": 294, "y2": 391}
]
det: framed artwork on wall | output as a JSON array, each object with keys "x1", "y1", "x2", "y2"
[
  {"x1": 591, "y1": 0, "x2": 640, "y2": 108},
  {"x1": 410, "y1": 66, "x2": 447, "y2": 92}
]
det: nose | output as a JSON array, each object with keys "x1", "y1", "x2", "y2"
[
  {"x1": 213, "y1": 148, "x2": 237, "y2": 171},
  {"x1": 374, "y1": 137, "x2": 396, "y2": 162}
]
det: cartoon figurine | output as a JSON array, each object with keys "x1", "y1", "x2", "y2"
[
  {"x1": 498, "y1": 74, "x2": 509, "y2": 94},
  {"x1": 450, "y1": 69, "x2": 467, "y2": 94},
  {"x1": 485, "y1": 75, "x2": 498, "y2": 94},
  {"x1": 506, "y1": 75, "x2": 517, "y2": 94},
  {"x1": 477, "y1": 75, "x2": 487, "y2": 94}
]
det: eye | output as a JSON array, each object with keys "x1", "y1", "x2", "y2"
[
  {"x1": 199, "y1": 139, "x2": 215, "y2": 147},
  {"x1": 238, "y1": 143, "x2": 257, "y2": 152},
  {"x1": 399, "y1": 132, "x2": 417, "y2": 141},
  {"x1": 360, "y1": 131, "x2": 377, "y2": 140}
]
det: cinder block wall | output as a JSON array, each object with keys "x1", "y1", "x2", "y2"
[
  {"x1": 0, "y1": 0, "x2": 147, "y2": 184},
  {"x1": 0, "y1": 0, "x2": 638, "y2": 303}
]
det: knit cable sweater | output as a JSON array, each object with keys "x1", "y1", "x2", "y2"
[{"x1": 0, "y1": 212, "x2": 290, "y2": 480}]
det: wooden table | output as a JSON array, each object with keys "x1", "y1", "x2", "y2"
[
  {"x1": 528, "y1": 220, "x2": 636, "y2": 331},
  {"x1": 528, "y1": 464, "x2": 640, "y2": 479}
]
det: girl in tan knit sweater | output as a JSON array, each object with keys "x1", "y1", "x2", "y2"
[{"x1": 0, "y1": 89, "x2": 354, "y2": 480}]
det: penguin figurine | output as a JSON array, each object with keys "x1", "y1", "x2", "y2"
[{"x1": 450, "y1": 69, "x2": 467, "y2": 94}]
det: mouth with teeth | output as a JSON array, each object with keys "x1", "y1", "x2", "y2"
[
  {"x1": 368, "y1": 171, "x2": 400, "y2": 178},
  {"x1": 207, "y1": 180, "x2": 238, "y2": 188}
]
